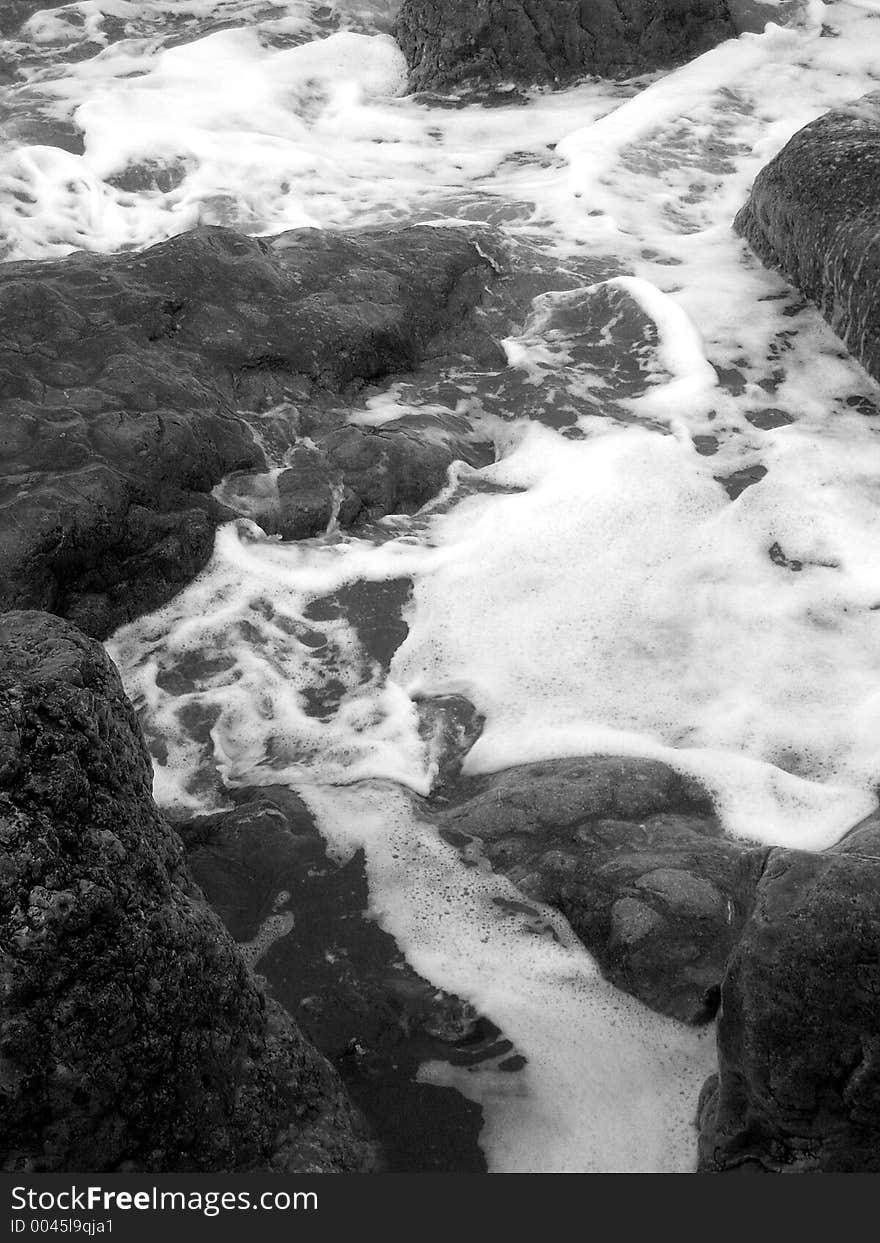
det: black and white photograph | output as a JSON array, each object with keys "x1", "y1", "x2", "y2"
[{"x1": 0, "y1": 0, "x2": 879, "y2": 1218}]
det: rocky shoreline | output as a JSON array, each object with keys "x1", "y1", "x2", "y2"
[
  {"x1": 2, "y1": 0, "x2": 880, "y2": 1176},
  {"x1": 6, "y1": 609, "x2": 880, "y2": 1171},
  {"x1": 0, "y1": 223, "x2": 500, "y2": 639}
]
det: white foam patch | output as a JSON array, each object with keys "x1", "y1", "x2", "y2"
[
  {"x1": 2, "y1": 25, "x2": 414, "y2": 255},
  {"x1": 107, "y1": 521, "x2": 439, "y2": 812},
  {"x1": 74, "y1": 27, "x2": 407, "y2": 209},
  {"x1": 300, "y1": 781, "x2": 716, "y2": 1173},
  {"x1": 392, "y1": 421, "x2": 880, "y2": 848}
]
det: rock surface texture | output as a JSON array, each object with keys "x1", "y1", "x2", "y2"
[
  {"x1": 395, "y1": 0, "x2": 737, "y2": 91},
  {"x1": 735, "y1": 92, "x2": 880, "y2": 386},
  {"x1": 0, "y1": 224, "x2": 498, "y2": 638},
  {"x1": 436, "y1": 756, "x2": 766, "y2": 1023},
  {"x1": 0, "y1": 611, "x2": 372, "y2": 1173},
  {"x1": 698, "y1": 842, "x2": 880, "y2": 1172}
]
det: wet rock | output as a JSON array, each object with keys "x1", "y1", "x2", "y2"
[
  {"x1": 178, "y1": 786, "x2": 508, "y2": 1173},
  {"x1": 0, "y1": 223, "x2": 499, "y2": 637},
  {"x1": 417, "y1": 695, "x2": 486, "y2": 792},
  {"x1": 436, "y1": 756, "x2": 765, "y2": 1023},
  {"x1": 395, "y1": 0, "x2": 736, "y2": 92},
  {"x1": 735, "y1": 92, "x2": 880, "y2": 385},
  {"x1": 698, "y1": 847, "x2": 880, "y2": 1172},
  {"x1": 106, "y1": 159, "x2": 190, "y2": 195},
  {"x1": 221, "y1": 414, "x2": 491, "y2": 541},
  {"x1": 276, "y1": 447, "x2": 338, "y2": 540},
  {"x1": 0, "y1": 611, "x2": 372, "y2": 1173},
  {"x1": 322, "y1": 424, "x2": 466, "y2": 526}
]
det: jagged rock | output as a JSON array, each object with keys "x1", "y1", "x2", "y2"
[
  {"x1": 0, "y1": 611, "x2": 372, "y2": 1173},
  {"x1": 735, "y1": 92, "x2": 880, "y2": 386},
  {"x1": 395, "y1": 0, "x2": 736, "y2": 92},
  {"x1": 436, "y1": 756, "x2": 765, "y2": 1022},
  {"x1": 0, "y1": 223, "x2": 499, "y2": 637},
  {"x1": 698, "y1": 847, "x2": 880, "y2": 1173}
]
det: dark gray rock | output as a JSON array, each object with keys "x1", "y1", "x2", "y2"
[
  {"x1": 698, "y1": 847, "x2": 880, "y2": 1173},
  {"x1": 395, "y1": 0, "x2": 736, "y2": 92},
  {"x1": 0, "y1": 224, "x2": 499, "y2": 637},
  {"x1": 436, "y1": 756, "x2": 765, "y2": 1023},
  {"x1": 277, "y1": 447, "x2": 339, "y2": 540},
  {"x1": 0, "y1": 611, "x2": 373, "y2": 1173},
  {"x1": 735, "y1": 92, "x2": 880, "y2": 386}
]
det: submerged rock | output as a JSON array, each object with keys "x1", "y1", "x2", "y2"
[
  {"x1": 698, "y1": 847, "x2": 880, "y2": 1172},
  {"x1": 0, "y1": 224, "x2": 498, "y2": 637},
  {"x1": 0, "y1": 611, "x2": 372, "y2": 1173},
  {"x1": 436, "y1": 756, "x2": 765, "y2": 1023},
  {"x1": 735, "y1": 93, "x2": 880, "y2": 386},
  {"x1": 321, "y1": 424, "x2": 471, "y2": 528},
  {"x1": 395, "y1": 0, "x2": 736, "y2": 92}
]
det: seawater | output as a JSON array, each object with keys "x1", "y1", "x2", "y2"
[{"x1": 5, "y1": 0, "x2": 880, "y2": 1172}]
